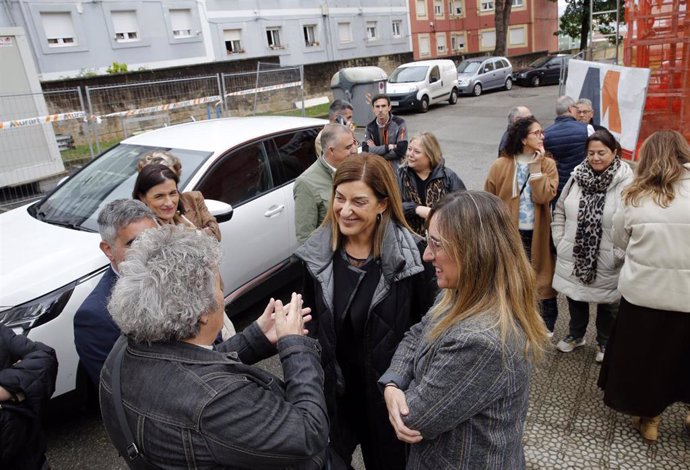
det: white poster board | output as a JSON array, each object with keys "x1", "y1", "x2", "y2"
[{"x1": 565, "y1": 59, "x2": 650, "y2": 160}]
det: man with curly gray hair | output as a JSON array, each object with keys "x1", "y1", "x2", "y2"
[
  {"x1": 99, "y1": 225, "x2": 329, "y2": 469},
  {"x1": 74, "y1": 199, "x2": 157, "y2": 386}
]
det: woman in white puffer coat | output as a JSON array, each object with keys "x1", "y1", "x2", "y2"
[{"x1": 551, "y1": 129, "x2": 633, "y2": 363}]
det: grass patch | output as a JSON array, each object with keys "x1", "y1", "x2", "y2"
[
  {"x1": 263, "y1": 103, "x2": 330, "y2": 119},
  {"x1": 60, "y1": 138, "x2": 122, "y2": 162}
]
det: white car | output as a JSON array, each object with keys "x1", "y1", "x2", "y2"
[{"x1": 0, "y1": 116, "x2": 324, "y2": 399}]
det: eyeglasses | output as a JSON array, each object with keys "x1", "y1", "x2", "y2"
[
  {"x1": 577, "y1": 109, "x2": 593, "y2": 115},
  {"x1": 425, "y1": 231, "x2": 444, "y2": 256},
  {"x1": 528, "y1": 130, "x2": 544, "y2": 137}
]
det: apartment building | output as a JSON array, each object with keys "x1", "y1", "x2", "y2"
[
  {"x1": 409, "y1": 0, "x2": 558, "y2": 59},
  {"x1": 0, "y1": 0, "x2": 411, "y2": 80}
]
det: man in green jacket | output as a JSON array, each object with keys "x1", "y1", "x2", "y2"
[{"x1": 294, "y1": 123, "x2": 357, "y2": 244}]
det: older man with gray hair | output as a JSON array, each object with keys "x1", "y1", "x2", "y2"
[
  {"x1": 294, "y1": 122, "x2": 357, "y2": 243},
  {"x1": 100, "y1": 225, "x2": 329, "y2": 469},
  {"x1": 498, "y1": 105, "x2": 532, "y2": 155},
  {"x1": 73, "y1": 199, "x2": 157, "y2": 386},
  {"x1": 544, "y1": 95, "x2": 590, "y2": 201}
]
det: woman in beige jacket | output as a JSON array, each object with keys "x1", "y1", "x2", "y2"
[
  {"x1": 485, "y1": 116, "x2": 559, "y2": 334},
  {"x1": 598, "y1": 130, "x2": 690, "y2": 443}
]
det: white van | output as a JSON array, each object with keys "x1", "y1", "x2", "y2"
[{"x1": 386, "y1": 59, "x2": 459, "y2": 113}]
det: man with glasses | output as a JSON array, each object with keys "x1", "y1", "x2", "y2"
[
  {"x1": 575, "y1": 98, "x2": 604, "y2": 133},
  {"x1": 294, "y1": 123, "x2": 357, "y2": 244},
  {"x1": 544, "y1": 95, "x2": 590, "y2": 201}
]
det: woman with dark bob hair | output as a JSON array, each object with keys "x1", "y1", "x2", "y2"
[
  {"x1": 552, "y1": 129, "x2": 633, "y2": 363},
  {"x1": 132, "y1": 163, "x2": 220, "y2": 240},
  {"x1": 381, "y1": 191, "x2": 548, "y2": 469},
  {"x1": 100, "y1": 225, "x2": 329, "y2": 469},
  {"x1": 485, "y1": 116, "x2": 559, "y2": 335},
  {"x1": 599, "y1": 130, "x2": 690, "y2": 442},
  {"x1": 295, "y1": 153, "x2": 436, "y2": 469}
]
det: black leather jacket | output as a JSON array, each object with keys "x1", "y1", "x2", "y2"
[{"x1": 99, "y1": 323, "x2": 329, "y2": 469}]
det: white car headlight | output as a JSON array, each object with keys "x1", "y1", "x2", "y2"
[
  {"x1": 0, "y1": 281, "x2": 76, "y2": 330},
  {"x1": 519, "y1": 73, "x2": 527, "y2": 78},
  {"x1": 458, "y1": 79, "x2": 469, "y2": 86},
  {"x1": 406, "y1": 85, "x2": 418, "y2": 93}
]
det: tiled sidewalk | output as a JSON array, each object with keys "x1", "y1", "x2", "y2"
[{"x1": 524, "y1": 297, "x2": 690, "y2": 469}]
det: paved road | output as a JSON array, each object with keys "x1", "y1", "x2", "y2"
[{"x1": 44, "y1": 83, "x2": 561, "y2": 469}]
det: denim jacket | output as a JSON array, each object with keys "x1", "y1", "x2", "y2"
[{"x1": 99, "y1": 322, "x2": 329, "y2": 469}]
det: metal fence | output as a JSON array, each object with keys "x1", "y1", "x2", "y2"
[{"x1": 0, "y1": 64, "x2": 305, "y2": 212}]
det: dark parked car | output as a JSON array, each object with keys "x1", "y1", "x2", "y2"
[{"x1": 513, "y1": 54, "x2": 570, "y2": 87}]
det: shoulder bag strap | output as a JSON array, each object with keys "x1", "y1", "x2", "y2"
[
  {"x1": 519, "y1": 176, "x2": 530, "y2": 196},
  {"x1": 110, "y1": 337, "x2": 158, "y2": 470}
]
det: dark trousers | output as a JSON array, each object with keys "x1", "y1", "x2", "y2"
[
  {"x1": 566, "y1": 297, "x2": 618, "y2": 347},
  {"x1": 519, "y1": 229, "x2": 558, "y2": 332}
]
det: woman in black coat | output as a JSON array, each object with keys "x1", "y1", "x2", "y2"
[
  {"x1": 398, "y1": 132, "x2": 465, "y2": 236},
  {"x1": 295, "y1": 154, "x2": 436, "y2": 470},
  {"x1": 0, "y1": 324, "x2": 58, "y2": 469}
]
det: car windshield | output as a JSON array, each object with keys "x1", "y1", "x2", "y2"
[
  {"x1": 388, "y1": 66, "x2": 429, "y2": 83},
  {"x1": 457, "y1": 61, "x2": 481, "y2": 74},
  {"x1": 529, "y1": 56, "x2": 552, "y2": 68},
  {"x1": 30, "y1": 144, "x2": 211, "y2": 232}
]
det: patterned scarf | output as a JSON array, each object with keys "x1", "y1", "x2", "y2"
[
  {"x1": 571, "y1": 156, "x2": 621, "y2": 284},
  {"x1": 400, "y1": 168, "x2": 447, "y2": 236}
]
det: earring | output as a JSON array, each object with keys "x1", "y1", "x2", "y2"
[{"x1": 376, "y1": 213, "x2": 382, "y2": 222}]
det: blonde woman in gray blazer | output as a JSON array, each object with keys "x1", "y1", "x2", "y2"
[{"x1": 380, "y1": 191, "x2": 548, "y2": 469}]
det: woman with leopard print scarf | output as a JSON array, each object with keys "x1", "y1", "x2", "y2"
[
  {"x1": 552, "y1": 129, "x2": 633, "y2": 363},
  {"x1": 398, "y1": 132, "x2": 466, "y2": 236}
]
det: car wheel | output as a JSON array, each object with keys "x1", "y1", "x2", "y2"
[
  {"x1": 473, "y1": 83, "x2": 482, "y2": 97},
  {"x1": 418, "y1": 96, "x2": 430, "y2": 113},
  {"x1": 505, "y1": 77, "x2": 513, "y2": 91},
  {"x1": 531, "y1": 76, "x2": 540, "y2": 87},
  {"x1": 448, "y1": 88, "x2": 458, "y2": 105}
]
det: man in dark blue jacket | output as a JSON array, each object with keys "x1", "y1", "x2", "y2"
[
  {"x1": 544, "y1": 96, "x2": 589, "y2": 201},
  {"x1": 73, "y1": 199, "x2": 157, "y2": 385}
]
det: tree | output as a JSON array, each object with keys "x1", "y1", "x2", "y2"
[
  {"x1": 494, "y1": 0, "x2": 513, "y2": 57},
  {"x1": 559, "y1": 0, "x2": 624, "y2": 51}
]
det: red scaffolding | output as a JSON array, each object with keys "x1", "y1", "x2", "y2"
[{"x1": 624, "y1": 0, "x2": 690, "y2": 151}]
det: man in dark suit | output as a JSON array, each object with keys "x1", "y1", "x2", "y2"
[{"x1": 73, "y1": 199, "x2": 157, "y2": 385}]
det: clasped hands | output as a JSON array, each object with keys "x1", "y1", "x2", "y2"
[
  {"x1": 256, "y1": 293, "x2": 312, "y2": 344},
  {"x1": 384, "y1": 385, "x2": 423, "y2": 444}
]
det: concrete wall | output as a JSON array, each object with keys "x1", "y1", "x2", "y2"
[{"x1": 1, "y1": 0, "x2": 412, "y2": 80}]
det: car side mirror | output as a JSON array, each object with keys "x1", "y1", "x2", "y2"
[{"x1": 205, "y1": 199, "x2": 234, "y2": 223}]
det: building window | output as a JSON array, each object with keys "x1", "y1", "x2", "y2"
[
  {"x1": 392, "y1": 20, "x2": 402, "y2": 38},
  {"x1": 450, "y1": 0, "x2": 464, "y2": 16},
  {"x1": 338, "y1": 22, "x2": 352, "y2": 43},
  {"x1": 434, "y1": 0, "x2": 444, "y2": 17},
  {"x1": 512, "y1": 0, "x2": 524, "y2": 6},
  {"x1": 366, "y1": 21, "x2": 378, "y2": 41},
  {"x1": 170, "y1": 9, "x2": 193, "y2": 38},
  {"x1": 40, "y1": 12, "x2": 77, "y2": 47},
  {"x1": 418, "y1": 34, "x2": 430, "y2": 57},
  {"x1": 451, "y1": 32, "x2": 466, "y2": 51},
  {"x1": 436, "y1": 33, "x2": 446, "y2": 54},
  {"x1": 509, "y1": 25, "x2": 527, "y2": 46},
  {"x1": 480, "y1": 0, "x2": 495, "y2": 11},
  {"x1": 224, "y1": 29, "x2": 243, "y2": 54},
  {"x1": 480, "y1": 29, "x2": 496, "y2": 49},
  {"x1": 266, "y1": 27, "x2": 283, "y2": 49},
  {"x1": 416, "y1": 0, "x2": 427, "y2": 18},
  {"x1": 111, "y1": 10, "x2": 139, "y2": 42},
  {"x1": 303, "y1": 24, "x2": 318, "y2": 47}
]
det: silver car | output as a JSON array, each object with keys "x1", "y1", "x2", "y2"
[{"x1": 457, "y1": 56, "x2": 513, "y2": 97}]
